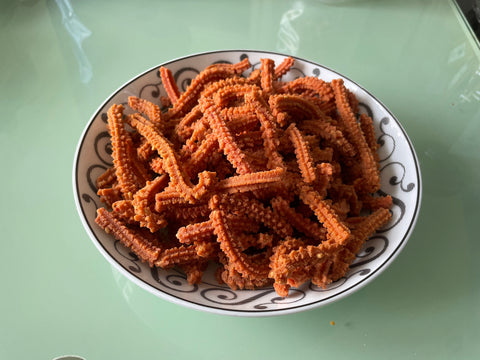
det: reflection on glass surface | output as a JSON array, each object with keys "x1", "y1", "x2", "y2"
[
  {"x1": 55, "y1": 0, "x2": 92, "y2": 83},
  {"x1": 276, "y1": 1, "x2": 304, "y2": 55}
]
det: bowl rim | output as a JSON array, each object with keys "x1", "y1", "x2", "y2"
[{"x1": 72, "y1": 49, "x2": 422, "y2": 316}]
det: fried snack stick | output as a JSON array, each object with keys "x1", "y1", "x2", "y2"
[
  {"x1": 299, "y1": 186, "x2": 351, "y2": 244},
  {"x1": 95, "y1": 208, "x2": 162, "y2": 266},
  {"x1": 199, "y1": 76, "x2": 252, "y2": 103},
  {"x1": 154, "y1": 188, "x2": 197, "y2": 210},
  {"x1": 107, "y1": 104, "x2": 149, "y2": 199},
  {"x1": 166, "y1": 58, "x2": 251, "y2": 119},
  {"x1": 299, "y1": 119, "x2": 356, "y2": 158},
  {"x1": 96, "y1": 167, "x2": 116, "y2": 189},
  {"x1": 245, "y1": 90, "x2": 285, "y2": 170},
  {"x1": 359, "y1": 112, "x2": 380, "y2": 162},
  {"x1": 166, "y1": 203, "x2": 211, "y2": 223},
  {"x1": 174, "y1": 104, "x2": 203, "y2": 142},
  {"x1": 200, "y1": 97, "x2": 255, "y2": 175},
  {"x1": 270, "y1": 209, "x2": 392, "y2": 296},
  {"x1": 210, "y1": 208, "x2": 271, "y2": 281},
  {"x1": 181, "y1": 117, "x2": 210, "y2": 154},
  {"x1": 177, "y1": 220, "x2": 214, "y2": 244},
  {"x1": 127, "y1": 113, "x2": 216, "y2": 202},
  {"x1": 132, "y1": 175, "x2": 169, "y2": 232},
  {"x1": 221, "y1": 105, "x2": 259, "y2": 132},
  {"x1": 268, "y1": 238, "x2": 328, "y2": 297},
  {"x1": 128, "y1": 96, "x2": 164, "y2": 131},
  {"x1": 279, "y1": 76, "x2": 334, "y2": 103},
  {"x1": 213, "y1": 194, "x2": 293, "y2": 238},
  {"x1": 177, "y1": 214, "x2": 261, "y2": 245},
  {"x1": 136, "y1": 139, "x2": 156, "y2": 162},
  {"x1": 182, "y1": 133, "x2": 219, "y2": 177},
  {"x1": 274, "y1": 56, "x2": 295, "y2": 79},
  {"x1": 329, "y1": 183, "x2": 362, "y2": 216},
  {"x1": 260, "y1": 58, "x2": 275, "y2": 94},
  {"x1": 155, "y1": 245, "x2": 197, "y2": 268},
  {"x1": 212, "y1": 83, "x2": 259, "y2": 108},
  {"x1": 328, "y1": 208, "x2": 392, "y2": 281},
  {"x1": 97, "y1": 187, "x2": 122, "y2": 208},
  {"x1": 269, "y1": 94, "x2": 331, "y2": 127},
  {"x1": 286, "y1": 124, "x2": 316, "y2": 184},
  {"x1": 217, "y1": 252, "x2": 274, "y2": 290},
  {"x1": 331, "y1": 79, "x2": 380, "y2": 194},
  {"x1": 271, "y1": 197, "x2": 326, "y2": 241},
  {"x1": 111, "y1": 200, "x2": 136, "y2": 224},
  {"x1": 149, "y1": 156, "x2": 165, "y2": 174},
  {"x1": 159, "y1": 66, "x2": 181, "y2": 105},
  {"x1": 216, "y1": 167, "x2": 285, "y2": 194},
  {"x1": 347, "y1": 208, "x2": 391, "y2": 256}
]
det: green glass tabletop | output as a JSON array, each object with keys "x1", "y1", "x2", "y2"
[{"x1": 1, "y1": 0, "x2": 479, "y2": 359}]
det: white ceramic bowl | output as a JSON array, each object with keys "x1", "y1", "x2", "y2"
[{"x1": 73, "y1": 50, "x2": 422, "y2": 316}]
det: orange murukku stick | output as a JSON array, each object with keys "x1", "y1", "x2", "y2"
[
  {"x1": 314, "y1": 162, "x2": 334, "y2": 198},
  {"x1": 286, "y1": 124, "x2": 316, "y2": 184},
  {"x1": 200, "y1": 76, "x2": 251, "y2": 101},
  {"x1": 183, "y1": 133, "x2": 219, "y2": 177},
  {"x1": 166, "y1": 203, "x2": 211, "y2": 223},
  {"x1": 95, "y1": 208, "x2": 162, "y2": 266},
  {"x1": 216, "y1": 167, "x2": 285, "y2": 194},
  {"x1": 274, "y1": 56, "x2": 295, "y2": 79},
  {"x1": 245, "y1": 90, "x2": 285, "y2": 170},
  {"x1": 271, "y1": 196, "x2": 327, "y2": 242},
  {"x1": 107, "y1": 104, "x2": 146, "y2": 199},
  {"x1": 167, "y1": 58, "x2": 251, "y2": 118},
  {"x1": 136, "y1": 138, "x2": 156, "y2": 162},
  {"x1": 176, "y1": 220, "x2": 214, "y2": 244},
  {"x1": 280, "y1": 76, "x2": 334, "y2": 103},
  {"x1": 350, "y1": 207, "x2": 391, "y2": 246},
  {"x1": 299, "y1": 186, "x2": 351, "y2": 244},
  {"x1": 269, "y1": 94, "x2": 327, "y2": 127},
  {"x1": 219, "y1": 259, "x2": 273, "y2": 290},
  {"x1": 221, "y1": 105, "x2": 259, "y2": 133},
  {"x1": 128, "y1": 96, "x2": 164, "y2": 130},
  {"x1": 210, "y1": 208, "x2": 270, "y2": 279},
  {"x1": 214, "y1": 194, "x2": 293, "y2": 238},
  {"x1": 111, "y1": 200, "x2": 137, "y2": 224},
  {"x1": 331, "y1": 79, "x2": 380, "y2": 194},
  {"x1": 174, "y1": 104, "x2": 203, "y2": 142},
  {"x1": 96, "y1": 167, "x2": 116, "y2": 189},
  {"x1": 159, "y1": 66, "x2": 181, "y2": 105},
  {"x1": 359, "y1": 112, "x2": 380, "y2": 162},
  {"x1": 200, "y1": 97, "x2": 255, "y2": 175},
  {"x1": 299, "y1": 119, "x2": 356, "y2": 158},
  {"x1": 260, "y1": 58, "x2": 275, "y2": 94},
  {"x1": 269, "y1": 238, "x2": 328, "y2": 296},
  {"x1": 128, "y1": 113, "x2": 216, "y2": 202},
  {"x1": 155, "y1": 245, "x2": 201, "y2": 268},
  {"x1": 212, "y1": 83, "x2": 258, "y2": 108},
  {"x1": 97, "y1": 187, "x2": 122, "y2": 207},
  {"x1": 132, "y1": 175, "x2": 169, "y2": 232}
]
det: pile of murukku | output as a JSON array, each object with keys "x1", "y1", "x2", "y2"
[{"x1": 95, "y1": 56, "x2": 392, "y2": 297}]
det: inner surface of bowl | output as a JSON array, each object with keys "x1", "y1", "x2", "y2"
[{"x1": 73, "y1": 50, "x2": 421, "y2": 316}]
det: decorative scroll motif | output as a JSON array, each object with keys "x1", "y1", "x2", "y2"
[{"x1": 77, "y1": 51, "x2": 419, "y2": 313}]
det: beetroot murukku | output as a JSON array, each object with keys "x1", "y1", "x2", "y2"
[{"x1": 94, "y1": 56, "x2": 392, "y2": 297}]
